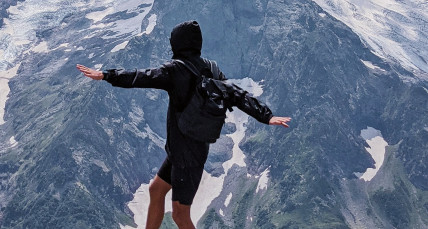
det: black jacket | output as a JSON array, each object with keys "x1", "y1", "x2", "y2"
[{"x1": 102, "y1": 58, "x2": 273, "y2": 167}]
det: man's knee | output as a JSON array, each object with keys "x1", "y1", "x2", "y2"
[
  {"x1": 149, "y1": 176, "x2": 171, "y2": 199},
  {"x1": 172, "y1": 201, "x2": 193, "y2": 228}
]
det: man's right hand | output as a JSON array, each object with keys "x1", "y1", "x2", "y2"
[{"x1": 76, "y1": 64, "x2": 104, "y2": 80}]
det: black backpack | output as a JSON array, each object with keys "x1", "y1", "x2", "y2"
[{"x1": 174, "y1": 59, "x2": 232, "y2": 143}]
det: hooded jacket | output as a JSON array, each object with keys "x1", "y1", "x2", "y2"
[{"x1": 102, "y1": 21, "x2": 273, "y2": 167}]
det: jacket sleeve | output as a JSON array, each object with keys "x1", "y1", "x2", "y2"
[
  {"x1": 102, "y1": 64, "x2": 172, "y2": 91},
  {"x1": 227, "y1": 83, "x2": 273, "y2": 124}
]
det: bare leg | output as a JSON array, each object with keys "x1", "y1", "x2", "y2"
[
  {"x1": 146, "y1": 175, "x2": 172, "y2": 229},
  {"x1": 172, "y1": 201, "x2": 195, "y2": 229}
]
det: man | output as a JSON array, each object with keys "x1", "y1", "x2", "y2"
[{"x1": 77, "y1": 20, "x2": 291, "y2": 229}]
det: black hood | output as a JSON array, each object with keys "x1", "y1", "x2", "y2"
[{"x1": 170, "y1": 20, "x2": 202, "y2": 58}]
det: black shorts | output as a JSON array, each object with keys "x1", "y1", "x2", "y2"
[{"x1": 157, "y1": 157, "x2": 204, "y2": 205}]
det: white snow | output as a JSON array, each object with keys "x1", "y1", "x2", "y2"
[
  {"x1": 9, "y1": 136, "x2": 18, "y2": 147},
  {"x1": 0, "y1": 64, "x2": 20, "y2": 125},
  {"x1": 94, "y1": 64, "x2": 103, "y2": 70},
  {"x1": 100, "y1": 0, "x2": 155, "y2": 39},
  {"x1": 31, "y1": 41, "x2": 49, "y2": 53},
  {"x1": 423, "y1": 87, "x2": 428, "y2": 94},
  {"x1": 224, "y1": 193, "x2": 232, "y2": 207},
  {"x1": 0, "y1": 0, "x2": 85, "y2": 70},
  {"x1": 319, "y1": 12, "x2": 326, "y2": 18},
  {"x1": 86, "y1": 7, "x2": 115, "y2": 23},
  {"x1": 228, "y1": 77, "x2": 264, "y2": 97},
  {"x1": 361, "y1": 60, "x2": 385, "y2": 72},
  {"x1": 0, "y1": 0, "x2": 156, "y2": 72},
  {"x1": 191, "y1": 171, "x2": 224, "y2": 223},
  {"x1": 222, "y1": 77, "x2": 265, "y2": 172},
  {"x1": 219, "y1": 209, "x2": 224, "y2": 216},
  {"x1": 223, "y1": 109, "x2": 249, "y2": 171},
  {"x1": 121, "y1": 179, "x2": 173, "y2": 229},
  {"x1": 0, "y1": 77, "x2": 11, "y2": 125},
  {"x1": 312, "y1": 0, "x2": 428, "y2": 75},
  {"x1": 141, "y1": 14, "x2": 157, "y2": 35},
  {"x1": 125, "y1": 78, "x2": 267, "y2": 227},
  {"x1": 256, "y1": 168, "x2": 269, "y2": 193},
  {"x1": 356, "y1": 127, "x2": 389, "y2": 181},
  {"x1": 111, "y1": 41, "x2": 129, "y2": 53}
]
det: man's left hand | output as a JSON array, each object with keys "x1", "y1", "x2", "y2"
[{"x1": 76, "y1": 64, "x2": 104, "y2": 80}]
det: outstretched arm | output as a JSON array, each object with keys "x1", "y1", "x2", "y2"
[
  {"x1": 228, "y1": 83, "x2": 291, "y2": 128},
  {"x1": 77, "y1": 63, "x2": 172, "y2": 90}
]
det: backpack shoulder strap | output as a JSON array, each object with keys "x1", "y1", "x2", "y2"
[
  {"x1": 202, "y1": 58, "x2": 221, "y2": 80},
  {"x1": 173, "y1": 59, "x2": 201, "y2": 77},
  {"x1": 173, "y1": 58, "x2": 222, "y2": 80}
]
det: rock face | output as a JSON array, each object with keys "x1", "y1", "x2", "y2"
[{"x1": 0, "y1": 0, "x2": 427, "y2": 228}]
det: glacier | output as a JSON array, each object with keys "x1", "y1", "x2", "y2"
[
  {"x1": 312, "y1": 0, "x2": 428, "y2": 79},
  {"x1": 0, "y1": 0, "x2": 157, "y2": 154}
]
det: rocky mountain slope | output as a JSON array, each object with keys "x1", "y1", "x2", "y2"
[{"x1": 0, "y1": 0, "x2": 427, "y2": 228}]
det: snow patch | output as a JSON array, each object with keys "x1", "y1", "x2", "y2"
[
  {"x1": 423, "y1": 87, "x2": 428, "y2": 94},
  {"x1": 224, "y1": 193, "x2": 232, "y2": 207},
  {"x1": 0, "y1": 64, "x2": 20, "y2": 125},
  {"x1": 94, "y1": 64, "x2": 103, "y2": 70},
  {"x1": 122, "y1": 179, "x2": 172, "y2": 229},
  {"x1": 219, "y1": 209, "x2": 224, "y2": 216},
  {"x1": 142, "y1": 14, "x2": 157, "y2": 35},
  {"x1": 256, "y1": 168, "x2": 269, "y2": 193},
  {"x1": 31, "y1": 41, "x2": 49, "y2": 53},
  {"x1": 86, "y1": 7, "x2": 114, "y2": 23},
  {"x1": 100, "y1": 0, "x2": 155, "y2": 39},
  {"x1": 319, "y1": 12, "x2": 326, "y2": 17},
  {"x1": 9, "y1": 136, "x2": 18, "y2": 148},
  {"x1": 223, "y1": 109, "x2": 249, "y2": 171},
  {"x1": 228, "y1": 77, "x2": 264, "y2": 97},
  {"x1": 54, "y1": 43, "x2": 69, "y2": 50},
  {"x1": 356, "y1": 127, "x2": 389, "y2": 181},
  {"x1": 361, "y1": 60, "x2": 385, "y2": 71},
  {"x1": 111, "y1": 41, "x2": 129, "y2": 53},
  {"x1": 121, "y1": 179, "x2": 167, "y2": 229},
  {"x1": 191, "y1": 170, "x2": 224, "y2": 223}
]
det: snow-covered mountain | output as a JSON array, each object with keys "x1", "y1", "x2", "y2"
[
  {"x1": 0, "y1": 0, "x2": 427, "y2": 228},
  {"x1": 312, "y1": 0, "x2": 428, "y2": 81}
]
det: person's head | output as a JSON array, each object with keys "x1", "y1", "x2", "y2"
[{"x1": 170, "y1": 20, "x2": 202, "y2": 58}]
